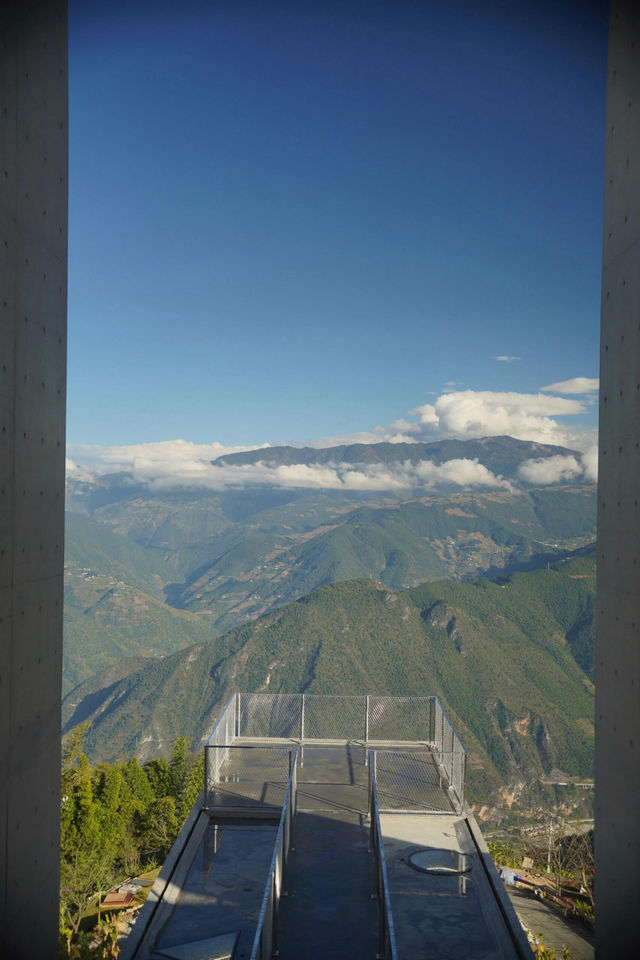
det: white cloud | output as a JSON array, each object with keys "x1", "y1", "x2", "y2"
[
  {"x1": 66, "y1": 441, "x2": 512, "y2": 493},
  {"x1": 67, "y1": 385, "x2": 598, "y2": 490},
  {"x1": 517, "y1": 454, "x2": 583, "y2": 484},
  {"x1": 202, "y1": 457, "x2": 512, "y2": 493},
  {"x1": 581, "y1": 445, "x2": 598, "y2": 482},
  {"x1": 65, "y1": 458, "x2": 95, "y2": 482},
  {"x1": 518, "y1": 446, "x2": 598, "y2": 485},
  {"x1": 494, "y1": 355, "x2": 520, "y2": 363},
  {"x1": 66, "y1": 439, "x2": 268, "y2": 480},
  {"x1": 540, "y1": 377, "x2": 599, "y2": 394},
  {"x1": 407, "y1": 390, "x2": 585, "y2": 447},
  {"x1": 413, "y1": 458, "x2": 512, "y2": 490}
]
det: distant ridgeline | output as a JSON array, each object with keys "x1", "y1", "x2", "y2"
[
  {"x1": 63, "y1": 549, "x2": 596, "y2": 823},
  {"x1": 64, "y1": 436, "x2": 596, "y2": 695},
  {"x1": 209, "y1": 435, "x2": 579, "y2": 470},
  {"x1": 63, "y1": 436, "x2": 595, "y2": 821}
]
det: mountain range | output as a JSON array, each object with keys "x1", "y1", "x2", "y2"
[
  {"x1": 62, "y1": 550, "x2": 596, "y2": 821},
  {"x1": 63, "y1": 435, "x2": 597, "y2": 820},
  {"x1": 211, "y1": 435, "x2": 578, "y2": 471},
  {"x1": 64, "y1": 439, "x2": 595, "y2": 689}
]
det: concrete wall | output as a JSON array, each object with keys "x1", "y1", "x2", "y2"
[
  {"x1": 596, "y1": 0, "x2": 640, "y2": 953},
  {"x1": 0, "y1": 2, "x2": 67, "y2": 957}
]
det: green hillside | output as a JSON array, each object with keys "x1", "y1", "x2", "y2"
[
  {"x1": 63, "y1": 552, "x2": 595, "y2": 820},
  {"x1": 63, "y1": 438, "x2": 596, "y2": 695},
  {"x1": 65, "y1": 512, "x2": 173, "y2": 595},
  {"x1": 64, "y1": 513, "x2": 217, "y2": 693},
  {"x1": 175, "y1": 487, "x2": 596, "y2": 631}
]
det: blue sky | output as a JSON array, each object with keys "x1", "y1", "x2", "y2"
[{"x1": 67, "y1": 0, "x2": 608, "y2": 453}]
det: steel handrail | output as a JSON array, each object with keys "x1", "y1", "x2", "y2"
[
  {"x1": 249, "y1": 746, "x2": 299, "y2": 960},
  {"x1": 368, "y1": 750, "x2": 399, "y2": 960}
]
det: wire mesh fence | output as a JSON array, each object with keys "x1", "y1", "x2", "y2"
[
  {"x1": 205, "y1": 744, "x2": 294, "y2": 812},
  {"x1": 237, "y1": 693, "x2": 439, "y2": 743},
  {"x1": 204, "y1": 693, "x2": 237, "y2": 784},
  {"x1": 431, "y1": 697, "x2": 466, "y2": 807},
  {"x1": 372, "y1": 749, "x2": 457, "y2": 813},
  {"x1": 239, "y1": 692, "x2": 302, "y2": 739},
  {"x1": 302, "y1": 694, "x2": 366, "y2": 739},
  {"x1": 367, "y1": 695, "x2": 433, "y2": 742},
  {"x1": 205, "y1": 692, "x2": 465, "y2": 812}
]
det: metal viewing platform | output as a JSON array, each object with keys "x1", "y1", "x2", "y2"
[{"x1": 122, "y1": 693, "x2": 532, "y2": 960}]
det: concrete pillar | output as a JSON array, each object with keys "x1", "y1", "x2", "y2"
[
  {"x1": 0, "y1": 2, "x2": 68, "y2": 957},
  {"x1": 596, "y1": 1, "x2": 640, "y2": 953}
]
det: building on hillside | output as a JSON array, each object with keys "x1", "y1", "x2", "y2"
[{"x1": 121, "y1": 692, "x2": 532, "y2": 960}]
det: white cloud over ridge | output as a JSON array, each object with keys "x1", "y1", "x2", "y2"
[
  {"x1": 66, "y1": 440, "x2": 513, "y2": 493},
  {"x1": 517, "y1": 446, "x2": 598, "y2": 484},
  {"x1": 67, "y1": 382, "x2": 598, "y2": 491},
  {"x1": 91, "y1": 454, "x2": 513, "y2": 493},
  {"x1": 66, "y1": 439, "x2": 269, "y2": 477},
  {"x1": 517, "y1": 454, "x2": 582, "y2": 484},
  {"x1": 406, "y1": 390, "x2": 585, "y2": 447},
  {"x1": 494, "y1": 355, "x2": 520, "y2": 363}
]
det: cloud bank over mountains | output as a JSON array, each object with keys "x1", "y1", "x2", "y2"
[
  {"x1": 67, "y1": 383, "x2": 598, "y2": 491},
  {"x1": 399, "y1": 390, "x2": 588, "y2": 447},
  {"x1": 517, "y1": 451, "x2": 597, "y2": 484},
  {"x1": 65, "y1": 446, "x2": 515, "y2": 492}
]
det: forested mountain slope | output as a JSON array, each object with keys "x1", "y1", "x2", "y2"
[
  {"x1": 64, "y1": 481, "x2": 595, "y2": 687},
  {"x1": 63, "y1": 551, "x2": 596, "y2": 818}
]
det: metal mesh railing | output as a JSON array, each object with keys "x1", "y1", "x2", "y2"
[
  {"x1": 372, "y1": 749, "x2": 456, "y2": 814},
  {"x1": 236, "y1": 693, "x2": 439, "y2": 744},
  {"x1": 239, "y1": 692, "x2": 302, "y2": 739},
  {"x1": 206, "y1": 692, "x2": 466, "y2": 811},
  {"x1": 249, "y1": 748, "x2": 298, "y2": 960},
  {"x1": 367, "y1": 695, "x2": 433, "y2": 742},
  {"x1": 204, "y1": 744, "x2": 293, "y2": 812},
  {"x1": 431, "y1": 697, "x2": 466, "y2": 808},
  {"x1": 302, "y1": 694, "x2": 366, "y2": 739},
  {"x1": 204, "y1": 693, "x2": 237, "y2": 784}
]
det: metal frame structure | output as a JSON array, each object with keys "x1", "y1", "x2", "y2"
[
  {"x1": 248, "y1": 748, "x2": 298, "y2": 960},
  {"x1": 214, "y1": 691, "x2": 467, "y2": 811}
]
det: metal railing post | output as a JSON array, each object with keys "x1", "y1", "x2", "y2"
[
  {"x1": 365, "y1": 694, "x2": 370, "y2": 743},
  {"x1": 300, "y1": 693, "x2": 305, "y2": 740},
  {"x1": 236, "y1": 692, "x2": 240, "y2": 739}
]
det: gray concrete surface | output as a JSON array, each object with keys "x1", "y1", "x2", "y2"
[
  {"x1": 129, "y1": 743, "x2": 530, "y2": 958},
  {"x1": 507, "y1": 887, "x2": 594, "y2": 960},
  {"x1": 277, "y1": 745, "x2": 378, "y2": 958},
  {"x1": 596, "y1": 1, "x2": 640, "y2": 953},
  {"x1": 152, "y1": 820, "x2": 278, "y2": 960},
  {"x1": 381, "y1": 814, "x2": 527, "y2": 959},
  {"x1": 276, "y1": 810, "x2": 378, "y2": 960},
  {"x1": 0, "y1": 2, "x2": 67, "y2": 957}
]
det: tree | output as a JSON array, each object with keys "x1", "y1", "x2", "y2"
[
  {"x1": 140, "y1": 796, "x2": 179, "y2": 861},
  {"x1": 60, "y1": 726, "x2": 115, "y2": 940},
  {"x1": 178, "y1": 751, "x2": 205, "y2": 824},
  {"x1": 143, "y1": 757, "x2": 172, "y2": 798},
  {"x1": 59, "y1": 845, "x2": 116, "y2": 939}
]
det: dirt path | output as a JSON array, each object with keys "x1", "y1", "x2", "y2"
[{"x1": 507, "y1": 886, "x2": 594, "y2": 959}]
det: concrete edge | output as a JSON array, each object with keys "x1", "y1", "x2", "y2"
[
  {"x1": 119, "y1": 789, "x2": 206, "y2": 960},
  {"x1": 464, "y1": 804, "x2": 534, "y2": 959}
]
